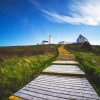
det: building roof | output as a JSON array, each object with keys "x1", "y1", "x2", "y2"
[
  {"x1": 42, "y1": 40, "x2": 48, "y2": 42},
  {"x1": 78, "y1": 34, "x2": 88, "y2": 41}
]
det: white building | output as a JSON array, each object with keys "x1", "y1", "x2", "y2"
[
  {"x1": 77, "y1": 35, "x2": 88, "y2": 43},
  {"x1": 58, "y1": 41, "x2": 67, "y2": 44},
  {"x1": 41, "y1": 35, "x2": 52, "y2": 45},
  {"x1": 41, "y1": 40, "x2": 48, "y2": 45}
]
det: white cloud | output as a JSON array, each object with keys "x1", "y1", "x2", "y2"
[{"x1": 42, "y1": 0, "x2": 100, "y2": 25}]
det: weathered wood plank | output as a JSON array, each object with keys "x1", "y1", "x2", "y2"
[
  {"x1": 23, "y1": 85, "x2": 96, "y2": 97},
  {"x1": 15, "y1": 90, "x2": 66, "y2": 100},
  {"x1": 52, "y1": 60, "x2": 78, "y2": 65},
  {"x1": 23, "y1": 84, "x2": 98, "y2": 98},
  {"x1": 12, "y1": 75, "x2": 100, "y2": 100},
  {"x1": 42, "y1": 65, "x2": 85, "y2": 76}
]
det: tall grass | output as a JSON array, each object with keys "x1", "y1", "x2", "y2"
[
  {"x1": 74, "y1": 52, "x2": 100, "y2": 95},
  {"x1": 0, "y1": 54, "x2": 57, "y2": 100},
  {"x1": 65, "y1": 44, "x2": 100, "y2": 96},
  {"x1": 0, "y1": 44, "x2": 58, "y2": 61}
]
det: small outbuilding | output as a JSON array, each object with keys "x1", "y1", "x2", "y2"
[
  {"x1": 41, "y1": 40, "x2": 49, "y2": 45},
  {"x1": 77, "y1": 34, "x2": 88, "y2": 43},
  {"x1": 58, "y1": 41, "x2": 67, "y2": 44}
]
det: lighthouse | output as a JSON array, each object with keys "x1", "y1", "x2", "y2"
[{"x1": 49, "y1": 35, "x2": 52, "y2": 44}]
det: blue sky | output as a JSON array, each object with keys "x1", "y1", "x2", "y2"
[{"x1": 0, "y1": 0, "x2": 100, "y2": 46}]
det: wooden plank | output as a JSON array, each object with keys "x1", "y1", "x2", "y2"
[
  {"x1": 12, "y1": 75, "x2": 100, "y2": 100},
  {"x1": 30, "y1": 80, "x2": 93, "y2": 89},
  {"x1": 52, "y1": 60, "x2": 79, "y2": 65},
  {"x1": 18, "y1": 88, "x2": 95, "y2": 100},
  {"x1": 29, "y1": 80, "x2": 95, "y2": 92},
  {"x1": 24, "y1": 84, "x2": 97, "y2": 97},
  {"x1": 42, "y1": 65, "x2": 85, "y2": 76},
  {"x1": 15, "y1": 90, "x2": 66, "y2": 100}
]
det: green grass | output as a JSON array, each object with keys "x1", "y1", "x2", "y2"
[
  {"x1": 0, "y1": 44, "x2": 58, "y2": 100},
  {"x1": 74, "y1": 52, "x2": 100, "y2": 95},
  {"x1": 0, "y1": 54, "x2": 57, "y2": 100},
  {"x1": 65, "y1": 44, "x2": 100, "y2": 96},
  {"x1": 0, "y1": 44, "x2": 58, "y2": 61}
]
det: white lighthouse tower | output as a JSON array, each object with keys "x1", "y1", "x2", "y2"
[{"x1": 49, "y1": 35, "x2": 52, "y2": 44}]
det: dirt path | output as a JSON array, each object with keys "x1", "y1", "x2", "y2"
[{"x1": 57, "y1": 44, "x2": 75, "y2": 60}]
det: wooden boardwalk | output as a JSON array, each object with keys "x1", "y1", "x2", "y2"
[
  {"x1": 42, "y1": 64, "x2": 85, "y2": 77},
  {"x1": 9, "y1": 45, "x2": 100, "y2": 100}
]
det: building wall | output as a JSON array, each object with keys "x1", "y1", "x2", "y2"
[
  {"x1": 58, "y1": 41, "x2": 67, "y2": 44},
  {"x1": 77, "y1": 36, "x2": 86, "y2": 43}
]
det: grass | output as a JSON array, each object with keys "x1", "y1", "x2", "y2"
[
  {"x1": 65, "y1": 43, "x2": 100, "y2": 96},
  {"x1": 0, "y1": 44, "x2": 58, "y2": 61},
  {"x1": 0, "y1": 44, "x2": 58, "y2": 100}
]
